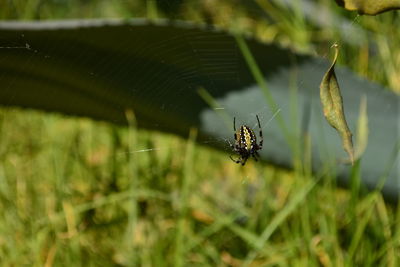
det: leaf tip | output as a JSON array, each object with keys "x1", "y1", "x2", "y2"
[{"x1": 331, "y1": 42, "x2": 339, "y2": 49}]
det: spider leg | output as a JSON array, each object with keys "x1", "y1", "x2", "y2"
[
  {"x1": 252, "y1": 151, "x2": 260, "y2": 161},
  {"x1": 230, "y1": 155, "x2": 242, "y2": 164},
  {"x1": 233, "y1": 117, "x2": 236, "y2": 131},
  {"x1": 256, "y1": 115, "x2": 263, "y2": 149},
  {"x1": 241, "y1": 156, "x2": 248, "y2": 166}
]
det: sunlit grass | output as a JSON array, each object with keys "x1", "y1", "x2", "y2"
[{"x1": 0, "y1": 107, "x2": 398, "y2": 266}]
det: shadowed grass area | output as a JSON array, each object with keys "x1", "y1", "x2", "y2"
[{"x1": 0, "y1": 0, "x2": 400, "y2": 266}]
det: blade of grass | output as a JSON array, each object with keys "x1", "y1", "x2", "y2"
[
  {"x1": 395, "y1": 201, "x2": 400, "y2": 262},
  {"x1": 375, "y1": 194, "x2": 396, "y2": 267},
  {"x1": 187, "y1": 214, "x2": 238, "y2": 252},
  {"x1": 235, "y1": 34, "x2": 290, "y2": 146},
  {"x1": 41, "y1": 189, "x2": 170, "y2": 226},
  {"x1": 347, "y1": 192, "x2": 378, "y2": 264},
  {"x1": 206, "y1": 210, "x2": 261, "y2": 249},
  {"x1": 243, "y1": 176, "x2": 320, "y2": 266},
  {"x1": 354, "y1": 95, "x2": 369, "y2": 160},
  {"x1": 124, "y1": 109, "x2": 139, "y2": 261},
  {"x1": 197, "y1": 87, "x2": 232, "y2": 129},
  {"x1": 146, "y1": 0, "x2": 158, "y2": 20},
  {"x1": 376, "y1": 138, "x2": 400, "y2": 191},
  {"x1": 174, "y1": 128, "x2": 197, "y2": 267},
  {"x1": 349, "y1": 159, "x2": 362, "y2": 214}
]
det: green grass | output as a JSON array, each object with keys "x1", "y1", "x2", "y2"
[
  {"x1": 1, "y1": 0, "x2": 400, "y2": 266},
  {"x1": 0, "y1": 108, "x2": 398, "y2": 266}
]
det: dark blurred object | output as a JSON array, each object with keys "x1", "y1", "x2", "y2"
[{"x1": 152, "y1": 0, "x2": 184, "y2": 16}]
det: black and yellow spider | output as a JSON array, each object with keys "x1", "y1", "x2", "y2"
[{"x1": 230, "y1": 115, "x2": 263, "y2": 166}]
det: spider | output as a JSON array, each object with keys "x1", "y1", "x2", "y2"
[{"x1": 229, "y1": 115, "x2": 263, "y2": 166}]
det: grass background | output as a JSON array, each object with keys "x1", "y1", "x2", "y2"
[{"x1": 0, "y1": 0, "x2": 399, "y2": 266}]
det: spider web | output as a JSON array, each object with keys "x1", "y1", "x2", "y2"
[
  {"x1": 0, "y1": 0, "x2": 399, "y2": 199},
  {"x1": 0, "y1": 0, "x2": 359, "y2": 151}
]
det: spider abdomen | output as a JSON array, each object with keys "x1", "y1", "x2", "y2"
[
  {"x1": 230, "y1": 115, "x2": 263, "y2": 166},
  {"x1": 237, "y1": 126, "x2": 257, "y2": 151}
]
